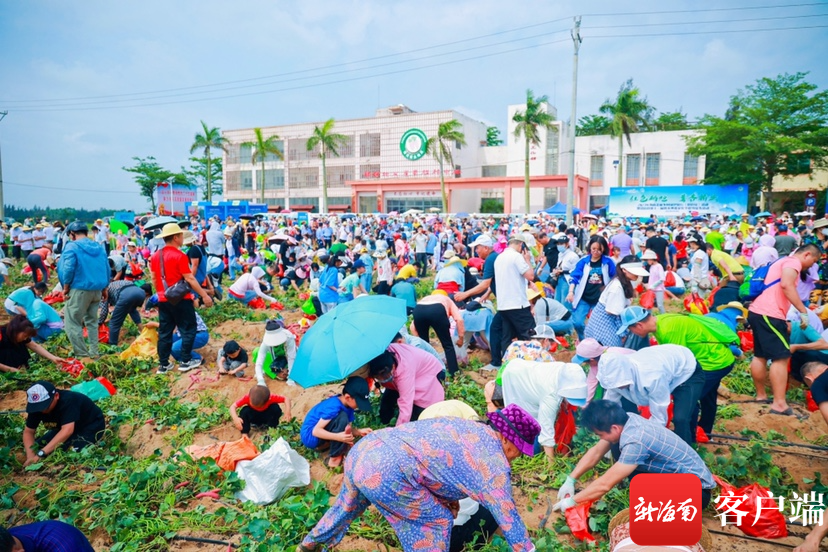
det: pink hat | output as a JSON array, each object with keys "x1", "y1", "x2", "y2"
[
  {"x1": 486, "y1": 404, "x2": 541, "y2": 456},
  {"x1": 572, "y1": 338, "x2": 607, "y2": 364}
]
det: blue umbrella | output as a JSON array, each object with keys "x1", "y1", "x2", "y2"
[
  {"x1": 755, "y1": 211, "x2": 772, "y2": 218},
  {"x1": 454, "y1": 212, "x2": 470, "y2": 218},
  {"x1": 291, "y1": 296, "x2": 407, "y2": 388}
]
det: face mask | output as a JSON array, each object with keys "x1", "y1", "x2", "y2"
[
  {"x1": 557, "y1": 245, "x2": 567, "y2": 252},
  {"x1": 821, "y1": 229, "x2": 828, "y2": 237}
]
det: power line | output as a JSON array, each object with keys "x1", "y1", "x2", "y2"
[
  {"x1": 4, "y1": 181, "x2": 140, "y2": 194},
  {"x1": 586, "y1": 23, "x2": 828, "y2": 39},
  {"x1": 1, "y1": 2, "x2": 823, "y2": 108},
  {"x1": 587, "y1": 11, "x2": 828, "y2": 29}
]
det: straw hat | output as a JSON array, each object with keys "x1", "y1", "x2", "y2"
[
  {"x1": 182, "y1": 231, "x2": 197, "y2": 245},
  {"x1": 526, "y1": 287, "x2": 542, "y2": 302},
  {"x1": 157, "y1": 223, "x2": 184, "y2": 239}
]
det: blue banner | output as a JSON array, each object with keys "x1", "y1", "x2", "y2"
[{"x1": 608, "y1": 185, "x2": 748, "y2": 219}]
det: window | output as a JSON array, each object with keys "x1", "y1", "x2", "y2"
[
  {"x1": 360, "y1": 163, "x2": 380, "y2": 179},
  {"x1": 482, "y1": 165, "x2": 507, "y2": 177},
  {"x1": 265, "y1": 198, "x2": 284, "y2": 207},
  {"x1": 241, "y1": 170, "x2": 253, "y2": 190},
  {"x1": 225, "y1": 170, "x2": 240, "y2": 191},
  {"x1": 626, "y1": 154, "x2": 641, "y2": 186},
  {"x1": 328, "y1": 196, "x2": 352, "y2": 205},
  {"x1": 264, "y1": 169, "x2": 285, "y2": 189},
  {"x1": 683, "y1": 153, "x2": 699, "y2": 184},
  {"x1": 590, "y1": 195, "x2": 608, "y2": 211},
  {"x1": 326, "y1": 166, "x2": 355, "y2": 188},
  {"x1": 544, "y1": 188, "x2": 559, "y2": 206},
  {"x1": 645, "y1": 153, "x2": 660, "y2": 185},
  {"x1": 337, "y1": 135, "x2": 355, "y2": 158},
  {"x1": 786, "y1": 154, "x2": 811, "y2": 175},
  {"x1": 288, "y1": 139, "x2": 319, "y2": 161},
  {"x1": 289, "y1": 168, "x2": 319, "y2": 189},
  {"x1": 455, "y1": 139, "x2": 462, "y2": 150},
  {"x1": 239, "y1": 145, "x2": 252, "y2": 164},
  {"x1": 293, "y1": 197, "x2": 320, "y2": 211},
  {"x1": 263, "y1": 141, "x2": 284, "y2": 162},
  {"x1": 590, "y1": 155, "x2": 604, "y2": 187},
  {"x1": 546, "y1": 127, "x2": 559, "y2": 175},
  {"x1": 360, "y1": 133, "x2": 381, "y2": 157},
  {"x1": 454, "y1": 165, "x2": 461, "y2": 177},
  {"x1": 225, "y1": 144, "x2": 240, "y2": 165}
]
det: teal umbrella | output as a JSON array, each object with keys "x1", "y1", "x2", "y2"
[{"x1": 291, "y1": 296, "x2": 407, "y2": 388}]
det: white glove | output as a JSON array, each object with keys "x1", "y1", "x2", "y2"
[
  {"x1": 800, "y1": 311, "x2": 809, "y2": 329},
  {"x1": 552, "y1": 497, "x2": 577, "y2": 512},
  {"x1": 557, "y1": 475, "x2": 576, "y2": 500}
]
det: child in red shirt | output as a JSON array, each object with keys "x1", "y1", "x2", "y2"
[{"x1": 229, "y1": 385, "x2": 292, "y2": 435}]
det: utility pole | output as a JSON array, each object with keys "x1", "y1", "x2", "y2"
[
  {"x1": 565, "y1": 17, "x2": 581, "y2": 226},
  {"x1": 0, "y1": 111, "x2": 7, "y2": 221}
]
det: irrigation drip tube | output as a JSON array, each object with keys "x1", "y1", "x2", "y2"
[
  {"x1": 0, "y1": 410, "x2": 26, "y2": 415},
  {"x1": 172, "y1": 535, "x2": 238, "y2": 548},
  {"x1": 708, "y1": 433, "x2": 828, "y2": 452},
  {"x1": 707, "y1": 528, "x2": 797, "y2": 549}
]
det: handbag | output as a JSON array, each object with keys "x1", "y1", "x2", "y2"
[{"x1": 159, "y1": 249, "x2": 192, "y2": 306}]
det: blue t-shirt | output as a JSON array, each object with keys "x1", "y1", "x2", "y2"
[
  {"x1": 300, "y1": 396, "x2": 355, "y2": 449},
  {"x1": 8, "y1": 287, "x2": 37, "y2": 312},
  {"x1": 318, "y1": 267, "x2": 340, "y2": 304},
  {"x1": 390, "y1": 281, "x2": 417, "y2": 309},
  {"x1": 482, "y1": 251, "x2": 499, "y2": 295}
]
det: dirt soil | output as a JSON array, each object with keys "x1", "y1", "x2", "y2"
[{"x1": 8, "y1": 310, "x2": 827, "y2": 552}]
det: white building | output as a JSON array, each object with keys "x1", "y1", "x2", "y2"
[
  {"x1": 222, "y1": 103, "x2": 704, "y2": 213},
  {"x1": 222, "y1": 105, "x2": 487, "y2": 212},
  {"x1": 573, "y1": 130, "x2": 706, "y2": 210}
]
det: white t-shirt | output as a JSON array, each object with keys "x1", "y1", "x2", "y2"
[
  {"x1": 493, "y1": 247, "x2": 531, "y2": 311},
  {"x1": 534, "y1": 297, "x2": 569, "y2": 325},
  {"x1": 598, "y1": 278, "x2": 630, "y2": 316},
  {"x1": 691, "y1": 249, "x2": 709, "y2": 280}
]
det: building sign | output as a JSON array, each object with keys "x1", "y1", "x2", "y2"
[
  {"x1": 384, "y1": 191, "x2": 439, "y2": 198},
  {"x1": 608, "y1": 185, "x2": 748, "y2": 218},
  {"x1": 362, "y1": 168, "x2": 460, "y2": 179},
  {"x1": 806, "y1": 190, "x2": 817, "y2": 213},
  {"x1": 400, "y1": 128, "x2": 428, "y2": 161}
]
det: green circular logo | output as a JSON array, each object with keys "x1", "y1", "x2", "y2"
[{"x1": 400, "y1": 128, "x2": 427, "y2": 161}]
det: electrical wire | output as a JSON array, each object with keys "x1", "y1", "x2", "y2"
[
  {"x1": 587, "y1": 11, "x2": 828, "y2": 29},
  {"x1": 587, "y1": 23, "x2": 828, "y2": 39},
  {"x1": 3, "y1": 181, "x2": 141, "y2": 194}
]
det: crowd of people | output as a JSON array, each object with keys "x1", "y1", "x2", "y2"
[{"x1": 3, "y1": 208, "x2": 828, "y2": 551}]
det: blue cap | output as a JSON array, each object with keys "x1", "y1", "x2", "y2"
[
  {"x1": 147, "y1": 294, "x2": 159, "y2": 308},
  {"x1": 616, "y1": 306, "x2": 650, "y2": 336},
  {"x1": 353, "y1": 259, "x2": 366, "y2": 269}
]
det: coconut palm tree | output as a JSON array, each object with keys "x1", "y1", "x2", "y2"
[
  {"x1": 189, "y1": 121, "x2": 229, "y2": 202},
  {"x1": 306, "y1": 118, "x2": 347, "y2": 213},
  {"x1": 426, "y1": 119, "x2": 466, "y2": 213},
  {"x1": 513, "y1": 90, "x2": 556, "y2": 213},
  {"x1": 243, "y1": 128, "x2": 284, "y2": 204},
  {"x1": 599, "y1": 79, "x2": 654, "y2": 187}
]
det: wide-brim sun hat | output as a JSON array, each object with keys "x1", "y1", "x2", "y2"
[
  {"x1": 158, "y1": 223, "x2": 184, "y2": 239},
  {"x1": 486, "y1": 404, "x2": 541, "y2": 456},
  {"x1": 182, "y1": 231, "x2": 196, "y2": 245},
  {"x1": 717, "y1": 301, "x2": 748, "y2": 319},
  {"x1": 531, "y1": 325, "x2": 556, "y2": 340},
  {"x1": 640, "y1": 250, "x2": 658, "y2": 261},
  {"x1": 442, "y1": 249, "x2": 456, "y2": 260},
  {"x1": 262, "y1": 319, "x2": 289, "y2": 347},
  {"x1": 526, "y1": 287, "x2": 542, "y2": 302}
]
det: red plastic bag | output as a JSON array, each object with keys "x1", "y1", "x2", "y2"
[
  {"x1": 683, "y1": 292, "x2": 709, "y2": 315},
  {"x1": 82, "y1": 325, "x2": 110, "y2": 344},
  {"x1": 696, "y1": 426, "x2": 710, "y2": 443},
  {"x1": 59, "y1": 358, "x2": 85, "y2": 377},
  {"x1": 649, "y1": 336, "x2": 659, "y2": 346},
  {"x1": 664, "y1": 272, "x2": 676, "y2": 287},
  {"x1": 713, "y1": 476, "x2": 788, "y2": 539},
  {"x1": 806, "y1": 390, "x2": 819, "y2": 412},
  {"x1": 738, "y1": 331, "x2": 754, "y2": 353},
  {"x1": 270, "y1": 301, "x2": 284, "y2": 310},
  {"x1": 554, "y1": 403, "x2": 578, "y2": 453},
  {"x1": 565, "y1": 500, "x2": 595, "y2": 542},
  {"x1": 635, "y1": 283, "x2": 644, "y2": 294},
  {"x1": 43, "y1": 291, "x2": 65, "y2": 305},
  {"x1": 556, "y1": 336, "x2": 569, "y2": 349},
  {"x1": 639, "y1": 290, "x2": 655, "y2": 310},
  {"x1": 248, "y1": 297, "x2": 266, "y2": 309},
  {"x1": 638, "y1": 400, "x2": 674, "y2": 428}
]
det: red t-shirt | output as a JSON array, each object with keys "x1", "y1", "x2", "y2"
[
  {"x1": 151, "y1": 246, "x2": 194, "y2": 303},
  {"x1": 233, "y1": 393, "x2": 286, "y2": 412}
]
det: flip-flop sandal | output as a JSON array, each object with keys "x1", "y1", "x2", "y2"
[{"x1": 768, "y1": 408, "x2": 795, "y2": 416}]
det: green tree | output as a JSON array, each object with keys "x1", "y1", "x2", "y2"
[
  {"x1": 122, "y1": 156, "x2": 174, "y2": 212},
  {"x1": 576, "y1": 114, "x2": 611, "y2": 136},
  {"x1": 512, "y1": 89, "x2": 556, "y2": 213},
  {"x1": 486, "y1": 126, "x2": 503, "y2": 146},
  {"x1": 189, "y1": 121, "x2": 228, "y2": 202},
  {"x1": 184, "y1": 155, "x2": 223, "y2": 200},
  {"x1": 306, "y1": 118, "x2": 347, "y2": 213},
  {"x1": 242, "y1": 128, "x2": 284, "y2": 204},
  {"x1": 599, "y1": 79, "x2": 654, "y2": 187},
  {"x1": 687, "y1": 72, "x2": 828, "y2": 210},
  {"x1": 652, "y1": 110, "x2": 694, "y2": 131},
  {"x1": 426, "y1": 119, "x2": 466, "y2": 213}
]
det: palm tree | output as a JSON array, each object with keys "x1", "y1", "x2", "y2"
[
  {"x1": 426, "y1": 119, "x2": 466, "y2": 213},
  {"x1": 189, "y1": 121, "x2": 229, "y2": 202},
  {"x1": 599, "y1": 79, "x2": 654, "y2": 187},
  {"x1": 243, "y1": 128, "x2": 284, "y2": 204},
  {"x1": 513, "y1": 90, "x2": 556, "y2": 213},
  {"x1": 306, "y1": 118, "x2": 347, "y2": 213}
]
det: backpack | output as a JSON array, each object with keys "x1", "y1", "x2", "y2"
[{"x1": 742, "y1": 259, "x2": 782, "y2": 300}]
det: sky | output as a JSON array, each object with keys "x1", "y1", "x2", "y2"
[{"x1": 1, "y1": 0, "x2": 827, "y2": 210}]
